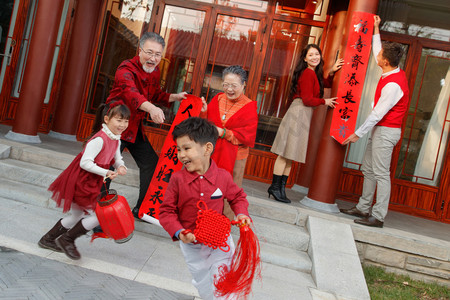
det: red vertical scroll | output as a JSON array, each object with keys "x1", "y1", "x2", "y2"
[
  {"x1": 330, "y1": 12, "x2": 374, "y2": 144},
  {"x1": 139, "y1": 95, "x2": 203, "y2": 224}
]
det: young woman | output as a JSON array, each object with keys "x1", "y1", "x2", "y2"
[{"x1": 269, "y1": 44, "x2": 344, "y2": 203}]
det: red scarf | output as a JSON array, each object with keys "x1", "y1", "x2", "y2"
[{"x1": 207, "y1": 93, "x2": 258, "y2": 175}]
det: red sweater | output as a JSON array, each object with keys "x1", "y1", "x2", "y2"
[
  {"x1": 106, "y1": 56, "x2": 170, "y2": 143},
  {"x1": 292, "y1": 68, "x2": 333, "y2": 106},
  {"x1": 375, "y1": 69, "x2": 409, "y2": 128}
]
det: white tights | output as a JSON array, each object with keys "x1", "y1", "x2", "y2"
[{"x1": 60, "y1": 203, "x2": 99, "y2": 231}]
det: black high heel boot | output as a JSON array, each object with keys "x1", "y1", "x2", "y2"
[
  {"x1": 280, "y1": 175, "x2": 291, "y2": 203},
  {"x1": 268, "y1": 175, "x2": 290, "y2": 203}
]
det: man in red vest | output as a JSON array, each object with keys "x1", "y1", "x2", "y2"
[
  {"x1": 106, "y1": 32, "x2": 186, "y2": 217},
  {"x1": 340, "y1": 16, "x2": 409, "y2": 228}
]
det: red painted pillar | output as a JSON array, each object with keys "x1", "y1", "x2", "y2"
[
  {"x1": 6, "y1": 0, "x2": 65, "y2": 143},
  {"x1": 295, "y1": 10, "x2": 347, "y2": 190},
  {"x1": 300, "y1": 0, "x2": 379, "y2": 212},
  {"x1": 50, "y1": 0, "x2": 104, "y2": 141}
]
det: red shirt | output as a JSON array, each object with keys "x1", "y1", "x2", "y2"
[
  {"x1": 106, "y1": 56, "x2": 170, "y2": 143},
  {"x1": 159, "y1": 160, "x2": 249, "y2": 240},
  {"x1": 292, "y1": 68, "x2": 333, "y2": 106}
]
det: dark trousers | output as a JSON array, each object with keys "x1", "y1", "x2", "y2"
[{"x1": 104, "y1": 129, "x2": 158, "y2": 209}]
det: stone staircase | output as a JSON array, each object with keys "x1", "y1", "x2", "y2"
[{"x1": 0, "y1": 139, "x2": 369, "y2": 300}]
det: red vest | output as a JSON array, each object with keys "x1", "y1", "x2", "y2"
[{"x1": 374, "y1": 69, "x2": 409, "y2": 128}]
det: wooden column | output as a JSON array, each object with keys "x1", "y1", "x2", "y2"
[
  {"x1": 300, "y1": 0, "x2": 379, "y2": 212},
  {"x1": 50, "y1": 0, "x2": 104, "y2": 141},
  {"x1": 295, "y1": 10, "x2": 347, "y2": 189},
  {"x1": 6, "y1": 0, "x2": 65, "y2": 143}
]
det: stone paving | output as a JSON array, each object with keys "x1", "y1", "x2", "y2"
[{"x1": 0, "y1": 246, "x2": 191, "y2": 300}]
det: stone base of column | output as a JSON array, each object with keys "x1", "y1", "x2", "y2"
[
  {"x1": 48, "y1": 130, "x2": 78, "y2": 142},
  {"x1": 5, "y1": 130, "x2": 41, "y2": 144},
  {"x1": 299, "y1": 196, "x2": 340, "y2": 214},
  {"x1": 292, "y1": 184, "x2": 309, "y2": 195}
]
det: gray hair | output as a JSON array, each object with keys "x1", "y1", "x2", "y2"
[
  {"x1": 222, "y1": 65, "x2": 248, "y2": 84},
  {"x1": 139, "y1": 32, "x2": 165, "y2": 49}
]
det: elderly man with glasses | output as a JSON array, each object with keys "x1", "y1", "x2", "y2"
[{"x1": 106, "y1": 32, "x2": 186, "y2": 218}]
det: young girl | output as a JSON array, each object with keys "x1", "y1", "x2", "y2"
[
  {"x1": 268, "y1": 44, "x2": 344, "y2": 203},
  {"x1": 38, "y1": 101, "x2": 130, "y2": 260}
]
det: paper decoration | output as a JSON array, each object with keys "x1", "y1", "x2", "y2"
[
  {"x1": 139, "y1": 95, "x2": 203, "y2": 223},
  {"x1": 330, "y1": 11, "x2": 374, "y2": 144}
]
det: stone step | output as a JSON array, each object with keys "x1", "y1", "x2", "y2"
[
  {"x1": 0, "y1": 157, "x2": 306, "y2": 229},
  {"x1": 8, "y1": 145, "x2": 139, "y2": 187},
  {"x1": 0, "y1": 196, "x2": 316, "y2": 300},
  {"x1": 251, "y1": 215, "x2": 309, "y2": 252},
  {"x1": 0, "y1": 163, "x2": 311, "y2": 273}
]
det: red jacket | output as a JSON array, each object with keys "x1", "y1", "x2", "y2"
[
  {"x1": 106, "y1": 56, "x2": 170, "y2": 143},
  {"x1": 375, "y1": 69, "x2": 409, "y2": 128}
]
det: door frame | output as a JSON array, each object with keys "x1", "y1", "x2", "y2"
[
  {"x1": 338, "y1": 30, "x2": 450, "y2": 223},
  {"x1": 150, "y1": 0, "x2": 270, "y2": 101},
  {"x1": 0, "y1": 0, "x2": 30, "y2": 122}
]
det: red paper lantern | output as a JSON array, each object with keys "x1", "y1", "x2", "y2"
[{"x1": 95, "y1": 189, "x2": 134, "y2": 243}]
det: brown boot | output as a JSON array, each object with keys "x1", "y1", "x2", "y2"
[
  {"x1": 55, "y1": 220, "x2": 89, "y2": 260},
  {"x1": 38, "y1": 219, "x2": 68, "y2": 252}
]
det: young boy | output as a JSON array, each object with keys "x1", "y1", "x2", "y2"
[{"x1": 159, "y1": 117, "x2": 251, "y2": 300}]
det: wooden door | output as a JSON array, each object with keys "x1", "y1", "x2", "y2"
[
  {"x1": 0, "y1": 0, "x2": 30, "y2": 122},
  {"x1": 338, "y1": 31, "x2": 450, "y2": 223}
]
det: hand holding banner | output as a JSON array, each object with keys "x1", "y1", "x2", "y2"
[{"x1": 139, "y1": 95, "x2": 203, "y2": 223}]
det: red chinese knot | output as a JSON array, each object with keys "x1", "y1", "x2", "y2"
[{"x1": 193, "y1": 200, "x2": 232, "y2": 252}]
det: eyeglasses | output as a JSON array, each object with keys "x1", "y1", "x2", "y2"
[
  {"x1": 140, "y1": 48, "x2": 162, "y2": 59},
  {"x1": 222, "y1": 83, "x2": 242, "y2": 90}
]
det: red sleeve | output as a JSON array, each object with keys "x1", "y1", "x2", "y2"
[
  {"x1": 113, "y1": 63, "x2": 149, "y2": 110},
  {"x1": 299, "y1": 69, "x2": 325, "y2": 106},
  {"x1": 222, "y1": 170, "x2": 249, "y2": 216},
  {"x1": 159, "y1": 175, "x2": 183, "y2": 241}
]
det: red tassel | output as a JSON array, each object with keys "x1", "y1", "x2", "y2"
[
  {"x1": 214, "y1": 223, "x2": 262, "y2": 299},
  {"x1": 90, "y1": 231, "x2": 110, "y2": 242}
]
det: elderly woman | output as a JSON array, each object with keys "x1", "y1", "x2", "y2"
[{"x1": 201, "y1": 65, "x2": 258, "y2": 188}]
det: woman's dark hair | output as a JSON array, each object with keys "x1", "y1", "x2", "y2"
[
  {"x1": 290, "y1": 44, "x2": 325, "y2": 97},
  {"x1": 84, "y1": 101, "x2": 131, "y2": 145},
  {"x1": 222, "y1": 65, "x2": 248, "y2": 84},
  {"x1": 172, "y1": 117, "x2": 218, "y2": 148},
  {"x1": 381, "y1": 42, "x2": 403, "y2": 67}
]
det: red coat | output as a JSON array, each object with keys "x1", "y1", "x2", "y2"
[
  {"x1": 106, "y1": 56, "x2": 170, "y2": 143},
  {"x1": 207, "y1": 93, "x2": 258, "y2": 175}
]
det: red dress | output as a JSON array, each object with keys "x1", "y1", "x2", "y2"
[{"x1": 48, "y1": 130, "x2": 119, "y2": 212}]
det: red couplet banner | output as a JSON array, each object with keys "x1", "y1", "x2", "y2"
[
  {"x1": 139, "y1": 95, "x2": 203, "y2": 223},
  {"x1": 330, "y1": 11, "x2": 374, "y2": 144}
]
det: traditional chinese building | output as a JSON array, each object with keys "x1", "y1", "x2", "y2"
[{"x1": 1, "y1": 0, "x2": 449, "y2": 223}]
